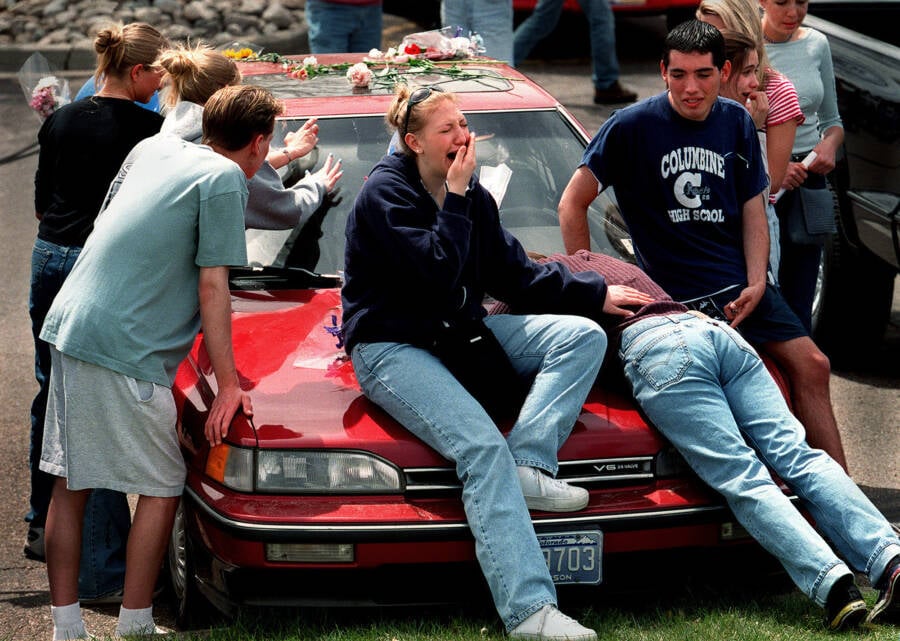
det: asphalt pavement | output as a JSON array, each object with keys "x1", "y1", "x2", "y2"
[{"x1": 0, "y1": 11, "x2": 897, "y2": 641}]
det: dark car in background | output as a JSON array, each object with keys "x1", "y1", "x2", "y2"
[{"x1": 806, "y1": 4, "x2": 900, "y2": 358}]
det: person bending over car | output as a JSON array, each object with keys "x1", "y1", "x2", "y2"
[
  {"x1": 37, "y1": 85, "x2": 279, "y2": 640},
  {"x1": 495, "y1": 250, "x2": 900, "y2": 632},
  {"x1": 157, "y1": 42, "x2": 343, "y2": 231},
  {"x1": 341, "y1": 84, "x2": 651, "y2": 641}
]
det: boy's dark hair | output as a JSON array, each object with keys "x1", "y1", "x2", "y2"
[
  {"x1": 202, "y1": 85, "x2": 283, "y2": 151},
  {"x1": 662, "y1": 20, "x2": 727, "y2": 70}
]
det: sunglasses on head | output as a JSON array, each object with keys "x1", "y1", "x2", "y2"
[{"x1": 403, "y1": 85, "x2": 444, "y2": 137}]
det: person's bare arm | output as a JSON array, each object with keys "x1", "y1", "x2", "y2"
[
  {"x1": 198, "y1": 266, "x2": 253, "y2": 446},
  {"x1": 724, "y1": 192, "x2": 769, "y2": 327},
  {"x1": 766, "y1": 119, "x2": 797, "y2": 193},
  {"x1": 808, "y1": 125, "x2": 844, "y2": 175},
  {"x1": 558, "y1": 166, "x2": 599, "y2": 254}
]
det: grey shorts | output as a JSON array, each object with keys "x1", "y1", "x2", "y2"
[{"x1": 40, "y1": 347, "x2": 186, "y2": 497}]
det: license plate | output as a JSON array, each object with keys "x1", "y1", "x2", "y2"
[{"x1": 537, "y1": 530, "x2": 602, "y2": 585}]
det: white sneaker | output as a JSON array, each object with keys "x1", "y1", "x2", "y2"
[
  {"x1": 115, "y1": 622, "x2": 171, "y2": 638},
  {"x1": 517, "y1": 466, "x2": 589, "y2": 512},
  {"x1": 509, "y1": 605, "x2": 597, "y2": 640}
]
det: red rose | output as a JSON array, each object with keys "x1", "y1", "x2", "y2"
[{"x1": 404, "y1": 43, "x2": 421, "y2": 55}]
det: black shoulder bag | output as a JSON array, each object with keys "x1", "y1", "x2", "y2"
[{"x1": 431, "y1": 316, "x2": 530, "y2": 421}]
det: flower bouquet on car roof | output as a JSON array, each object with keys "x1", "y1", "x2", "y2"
[
  {"x1": 17, "y1": 52, "x2": 71, "y2": 122},
  {"x1": 367, "y1": 26, "x2": 486, "y2": 64},
  {"x1": 232, "y1": 27, "x2": 490, "y2": 90}
]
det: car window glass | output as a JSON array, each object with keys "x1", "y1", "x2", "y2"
[{"x1": 242, "y1": 110, "x2": 634, "y2": 286}]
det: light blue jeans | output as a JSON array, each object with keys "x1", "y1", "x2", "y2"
[
  {"x1": 441, "y1": 0, "x2": 514, "y2": 63},
  {"x1": 766, "y1": 201, "x2": 780, "y2": 283},
  {"x1": 305, "y1": 0, "x2": 383, "y2": 53},
  {"x1": 619, "y1": 312, "x2": 900, "y2": 606},
  {"x1": 352, "y1": 313, "x2": 606, "y2": 629},
  {"x1": 29, "y1": 237, "x2": 128, "y2": 598},
  {"x1": 513, "y1": 0, "x2": 619, "y2": 89}
]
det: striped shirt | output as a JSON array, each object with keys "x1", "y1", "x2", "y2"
[{"x1": 764, "y1": 69, "x2": 805, "y2": 130}]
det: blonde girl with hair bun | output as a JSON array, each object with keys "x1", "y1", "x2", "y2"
[
  {"x1": 157, "y1": 42, "x2": 343, "y2": 232},
  {"x1": 91, "y1": 22, "x2": 169, "y2": 104}
]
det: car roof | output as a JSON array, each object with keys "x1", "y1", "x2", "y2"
[{"x1": 236, "y1": 53, "x2": 561, "y2": 118}]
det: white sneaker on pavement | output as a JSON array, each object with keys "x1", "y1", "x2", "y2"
[
  {"x1": 517, "y1": 466, "x2": 589, "y2": 512},
  {"x1": 509, "y1": 605, "x2": 597, "y2": 640}
]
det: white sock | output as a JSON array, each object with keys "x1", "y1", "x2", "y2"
[
  {"x1": 51, "y1": 602, "x2": 88, "y2": 640},
  {"x1": 116, "y1": 605, "x2": 155, "y2": 635}
]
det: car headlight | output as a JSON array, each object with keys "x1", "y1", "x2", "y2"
[{"x1": 206, "y1": 446, "x2": 402, "y2": 493}]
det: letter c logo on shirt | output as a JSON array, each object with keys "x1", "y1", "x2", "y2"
[{"x1": 674, "y1": 172, "x2": 702, "y2": 209}]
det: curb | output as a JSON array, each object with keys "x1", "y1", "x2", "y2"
[
  {"x1": 0, "y1": 28, "x2": 310, "y2": 74},
  {"x1": 0, "y1": 11, "x2": 422, "y2": 75}
]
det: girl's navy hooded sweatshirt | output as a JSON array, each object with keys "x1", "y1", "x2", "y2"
[{"x1": 341, "y1": 152, "x2": 609, "y2": 352}]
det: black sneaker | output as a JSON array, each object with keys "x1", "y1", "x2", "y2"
[
  {"x1": 23, "y1": 525, "x2": 45, "y2": 561},
  {"x1": 824, "y1": 574, "x2": 868, "y2": 631},
  {"x1": 593, "y1": 81, "x2": 638, "y2": 104},
  {"x1": 867, "y1": 555, "x2": 900, "y2": 625}
]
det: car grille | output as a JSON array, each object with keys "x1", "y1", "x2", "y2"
[{"x1": 404, "y1": 456, "x2": 656, "y2": 493}]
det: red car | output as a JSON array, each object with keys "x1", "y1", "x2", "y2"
[
  {"x1": 385, "y1": 1, "x2": 701, "y2": 31},
  {"x1": 512, "y1": 0, "x2": 699, "y2": 28},
  {"x1": 167, "y1": 53, "x2": 789, "y2": 627}
]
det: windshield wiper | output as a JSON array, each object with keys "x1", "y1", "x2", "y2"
[{"x1": 229, "y1": 265, "x2": 342, "y2": 290}]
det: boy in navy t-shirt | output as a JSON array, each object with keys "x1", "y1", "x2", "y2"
[{"x1": 557, "y1": 20, "x2": 849, "y2": 472}]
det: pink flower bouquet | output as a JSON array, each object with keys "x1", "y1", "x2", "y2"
[{"x1": 17, "y1": 52, "x2": 70, "y2": 121}]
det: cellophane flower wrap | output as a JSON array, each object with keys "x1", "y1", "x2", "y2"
[{"x1": 18, "y1": 52, "x2": 71, "y2": 122}]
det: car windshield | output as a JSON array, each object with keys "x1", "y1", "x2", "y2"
[{"x1": 240, "y1": 109, "x2": 633, "y2": 287}]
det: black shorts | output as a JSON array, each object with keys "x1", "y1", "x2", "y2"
[{"x1": 681, "y1": 284, "x2": 808, "y2": 345}]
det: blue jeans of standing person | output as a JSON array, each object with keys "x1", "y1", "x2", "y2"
[
  {"x1": 513, "y1": 0, "x2": 619, "y2": 90},
  {"x1": 29, "y1": 237, "x2": 129, "y2": 599},
  {"x1": 619, "y1": 312, "x2": 900, "y2": 607},
  {"x1": 306, "y1": 0, "x2": 383, "y2": 53},
  {"x1": 766, "y1": 201, "x2": 781, "y2": 283},
  {"x1": 441, "y1": 0, "x2": 514, "y2": 63},
  {"x1": 351, "y1": 313, "x2": 606, "y2": 630}
]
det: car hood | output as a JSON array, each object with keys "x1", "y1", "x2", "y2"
[{"x1": 179, "y1": 288, "x2": 666, "y2": 467}]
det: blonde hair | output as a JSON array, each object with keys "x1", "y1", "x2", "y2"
[
  {"x1": 202, "y1": 85, "x2": 283, "y2": 151},
  {"x1": 386, "y1": 84, "x2": 458, "y2": 156},
  {"x1": 696, "y1": 0, "x2": 771, "y2": 87},
  {"x1": 93, "y1": 22, "x2": 168, "y2": 87},
  {"x1": 157, "y1": 43, "x2": 242, "y2": 110}
]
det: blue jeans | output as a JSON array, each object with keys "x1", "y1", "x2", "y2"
[
  {"x1": 441, "y1": 0, "x2": 514, "y2": 64},
  {"x1": 306, "y1": 0, "x2": 383, "y2": 53},
  {"x1": 777, "y1": 235, "x2": 821, "y2": 333},
  {"x1": 619, "y1": 313, "x2": 900, "y2": 606},
  {"x1": 29, "y1": 237, "x2": 128, "y2": 598},
  {"x1": 766, "y1": 201, "x2": 780, "y2": 283},
  {"x1": 513, "y1": 0, "x2": 619, "y2": 89},
  {"x1": 352, "y1": 314, "x2": 606, "y2": 629}
]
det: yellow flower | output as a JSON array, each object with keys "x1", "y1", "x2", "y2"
[{"x1": 224, "y1": 48, "x2": 254, "y2": 60}]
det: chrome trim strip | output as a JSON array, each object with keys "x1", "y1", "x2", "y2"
[{"x1": 184, "y1": 486, "x2": 799, "y2": 537}]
